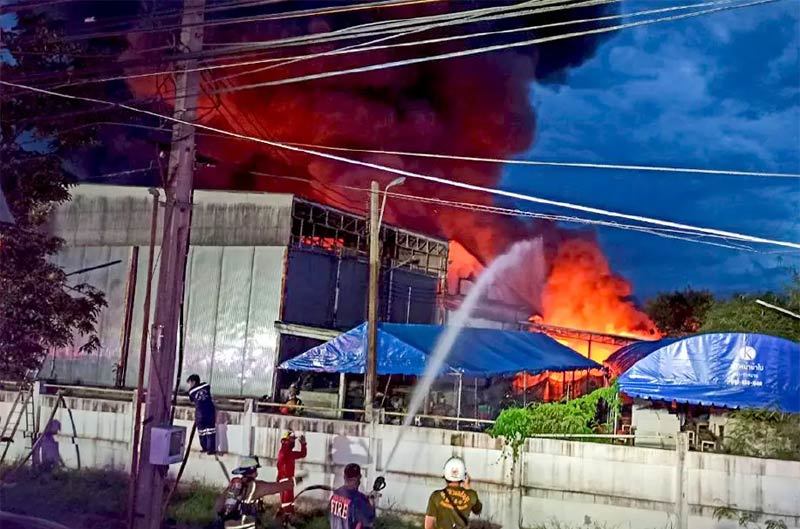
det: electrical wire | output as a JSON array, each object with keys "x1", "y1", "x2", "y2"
[
  {"x1": 217, "y1": 0, "x2": 781, "y2": 92},
  {"x1": 287, "y1": 143, "x2": 800, "y2": 180},
  {"x1": 251, "y1": 165, "x2": 769, "y2": 252},
  {"x1": 199, "y1": 0, "x2": 577, "y2": 52},
  {"x1": 12, "y1": 0, "x2": 609, "y2": 91},
  {"x1": 183, "y1": 0, "x2": 621, "y2": 85},
  {"x1": 3, "y1": 79, "x2": 797, "y2": 250},
  {"x1": 33, "y1": 119, "x2": 795, "y2": 182},
  {"x1": 47, "y1": 0, "x2": 582, "y2": 87},
  {"x1": 375, "y1": 190, "x2": 759, "y2": 251},
  {"x1": 61, "y1": 0, "x2": 446, "y2": 42}
]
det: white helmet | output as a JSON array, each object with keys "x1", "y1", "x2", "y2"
[{"x1": 443, "y1": 457, "x2": 467, "y2": 482}]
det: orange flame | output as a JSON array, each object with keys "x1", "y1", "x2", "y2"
[
  {"x1": 299, "y1": 236, "x2": 345, "y2": 251},
  {"x1": 447, "y1": 237, "x2": 660, "y2": 399},
  {"x1": 539, "y1": 239, "x2": 661, "y2": 362}
]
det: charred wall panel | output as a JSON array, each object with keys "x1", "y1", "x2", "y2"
[
  {"x1": 283, "y1": 247, "x2": 440, "y2": 331},
  {"x1": 384, "y1": 268, "x2": 438, "y2": 324},
  {"x1": 335, "y1": 258, "x2": 369, "y2": 329},
  {"x1": 282, "y1": 248, "x2": 337, "y2": 327}
]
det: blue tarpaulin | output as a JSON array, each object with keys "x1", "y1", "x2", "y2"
[
  {"x1": 279, "y1": 323, "x2": 600, "y2": 377},
  {"x1": 618, "y1": 333, "x2": 800, "y2": 413},
  {"x1": 604, "y1": 338, "x2": 678, "y2": 377}
]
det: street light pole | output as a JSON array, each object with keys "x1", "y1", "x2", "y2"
[
  {"x1": 365, "y1": 181, "x2": 380, "y2": 419},
  {"x1": 365, "y1": 178, "x2": 405, "y2": 419}
]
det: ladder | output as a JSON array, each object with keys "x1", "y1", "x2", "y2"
[{"x1": 0, "y1": 385, "x2": 37, "y2": 464}]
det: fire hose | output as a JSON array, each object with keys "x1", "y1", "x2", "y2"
[{"x1": 294, "y1": 475, "x2": 386, "y2": 500}]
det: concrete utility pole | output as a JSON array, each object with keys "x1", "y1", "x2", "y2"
[
  {"x1": 132, "y1": 0, "x2": 205, "y2": 528},
  {"x1": 365, "y1": 181, "x2": 380, "y2": 418}
]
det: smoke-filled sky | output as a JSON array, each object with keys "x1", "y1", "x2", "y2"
[
  {"x1": 502, "y1": 0, "x2": 800, "y2": 299},
  {"x1": 3, "y1": 0, "x2": 798, "y2": 301}
]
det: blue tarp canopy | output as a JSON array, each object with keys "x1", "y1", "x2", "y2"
[
  {"x1": 279, "y1": 323, "x2": 600, "y2": 377},
  {"x1": 604, "y1": 338, "x2": 678, "y2": 377},
  {"x1": 619, "y1": 333, "x2": 800, "y2": 413}
]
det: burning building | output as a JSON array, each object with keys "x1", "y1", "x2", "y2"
[
  {"x1": 51, "y1": 2, "x2": 659, "y2": 381},
  {"x1": 44, "y1": 184, "x2": 447, "y2": 397}
]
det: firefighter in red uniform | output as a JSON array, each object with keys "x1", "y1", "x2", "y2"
[{"x1": 277, "y1": 430, "x2": 307, "y2": 523}]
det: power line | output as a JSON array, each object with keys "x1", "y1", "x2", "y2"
[
  {"x1": 286, "y1": 143, "x2": 800, "y2": 179},
  {"x1": 48, "y1": 0, "x2": 582, "y2": 87},
  {"x1": 375, "y1": 190, "x2": 759, "y2": 251},
  {"x1": 200, "y1": 0, "x2": 593, "y2": 52},
  {"x1": 212, "y1": 0, "x2": 523, "y2": 84},
  {"x1": 4, "y1": 79, "x2": 796, "y2": 250},
  {"x1": 17, "y1": 0, "x2": 606, "y2": 91},
  {"x1": 14, "y1": 116, "x2": 796, "y2": 186},
  {"x1": 216, "y1": 0, "x2": 781, "y2": 92},
  {"x1": 61, "y1": 0, "x2": 445, "y2": 42}
]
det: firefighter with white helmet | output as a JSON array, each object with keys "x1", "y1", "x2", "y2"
[
  {"x1": 214, "y1": 456, "x2": 299, "y2": 529},
  {"x1": 424, "y1": 457, "x2": 482, "y2": 529}
]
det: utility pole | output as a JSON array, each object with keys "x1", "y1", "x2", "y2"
[
  {"x1": 132, "y1": 0, "x2": 205, "y2": 528},
  {"x1": 365, "y1": 181, "x2": 380, "y2": 419}
]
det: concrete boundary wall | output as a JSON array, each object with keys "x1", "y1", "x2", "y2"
[{"x1": 1, "y1": 390, "x2": 798, "y2": 529}]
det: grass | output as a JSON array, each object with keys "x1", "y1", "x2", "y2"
[
  {"x1": 0, "y1": 467, "x2": 505, "y2": 529},
  {"x1": 166, "y1": 481, "x2": 219, "y2": 527},
  {"x1": 528, "y1": 521, "x2": 675, "y2": 529},
  {"x1": 0, "y1": 466, "x2": 128, "y2": 528}
]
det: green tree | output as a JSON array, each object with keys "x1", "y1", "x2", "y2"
[
  {"x1": 646, "y1": 289, "x2": 715, "y2": 336},
  {"x1": 489, "y1": 385, "x2": 620, "y2": 458},
  {"x1": 700, "y1": 280, "x2": 800, "y2": 342},
  {"x1": 0, "y1": 13, "x2": 130, "y2": 378}
]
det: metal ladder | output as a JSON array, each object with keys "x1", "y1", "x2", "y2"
[{"x1": 0, "y1": 385, "x2": 37, "y2": 464}]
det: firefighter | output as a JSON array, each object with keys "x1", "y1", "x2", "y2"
[
  {"x1": 214, "y1": 456, "x2": 296, "y2": 529},
  {"x1": 187, "y1": 374, "x2": 217, "y2": 454},
  {"x1": 424, "y1": 457, "x2": 482, "y2": 529},
  {"x1": 277, "y1": 430, "x2": 307, "y2": 522},
  {"x1": 329, "y1": 463, "x2": 377, "y2": 529}
]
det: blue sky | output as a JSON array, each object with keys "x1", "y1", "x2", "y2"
[{"x1": 503, "y1": 0, "x2": 800, "y2": 299}]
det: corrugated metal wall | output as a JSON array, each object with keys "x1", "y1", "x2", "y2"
[
  {"x1": 42, "y1": 246, "x2": 132, "y2": 385},
  {"x1": 47, "y1": 245, "x2": 286, "y2": 397},
  {"x1": 49, "y1": 185, "x2": 294, "y2": 247},
  {"x1": 281, "y1": 247, "x2": 439, "y2": 330}
]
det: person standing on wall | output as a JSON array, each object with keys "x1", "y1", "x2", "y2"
[
  {"x1": 187, "y1": 374, "x2": 217, "y2": 454},
  {"x1": 276, "y1": 430, "x2": 307, "y2": 524},
  {"x1": 424, "y1": 457, "x2": 482, "y2": 529},
  {"x1": 329, "y1": 463, "x2": 376, "y2": 529}
]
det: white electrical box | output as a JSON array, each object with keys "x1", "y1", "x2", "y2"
[{"x1": 149, "y1": 425, "x2": 186, "y2": 465}]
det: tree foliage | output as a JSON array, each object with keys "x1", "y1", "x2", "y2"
[
  {"x1": 0, "y1": 13, "x2": 129, "y2": 379},
  {"x1": 489, "y1": 384, "x2": 620, "y2": 458},
  {"x1": 699, "y1": 280, "x2": 800, "y2": 342},
  {"x1": 723, "y1": 409, "x2": 800, "y2": 461},
  {"x1": 645, "y1": 289, "x2": 714, "y2": 336}
]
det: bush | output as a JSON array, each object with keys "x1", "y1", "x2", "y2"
[
  {"x1": 723, "y1": 409, "x2": 800, "y2": 461},
  {"x1": 489, "y1": 384, "x2": 620, "y2": 457}
]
